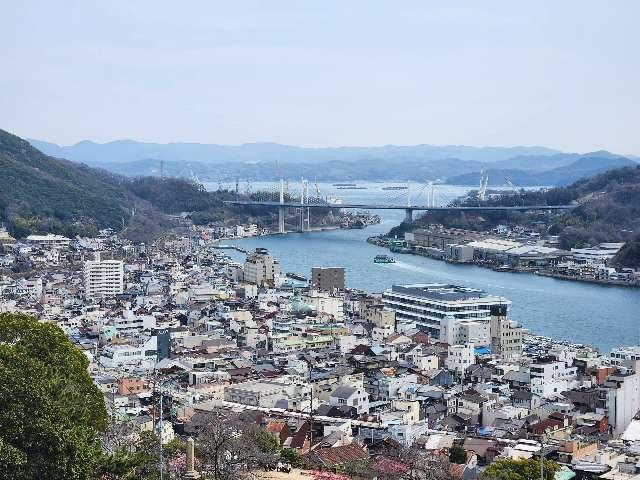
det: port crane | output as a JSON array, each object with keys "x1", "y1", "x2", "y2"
[{"x1": 477, "y1": 169, "x2": 489, "y2": 201}]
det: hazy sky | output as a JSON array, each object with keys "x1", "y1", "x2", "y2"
[{"x1": 1, "y1": 1, "x2": 639, "y2": 154}]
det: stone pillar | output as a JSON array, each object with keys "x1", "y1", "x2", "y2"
[
  {"x1": 404, "y1": 208, "x2": 413, "y2": 224},
  {"x1": 184, "y1": 437, "x2": 200, "y2": 479}
]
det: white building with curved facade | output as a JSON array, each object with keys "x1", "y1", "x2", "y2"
[{"x1": 382, "y1": 284, "x2": 509, "y2": 346}]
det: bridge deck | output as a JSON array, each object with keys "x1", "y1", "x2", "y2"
[{"x1": 225, "y1": 200, "x2": 574, "y2": 212}]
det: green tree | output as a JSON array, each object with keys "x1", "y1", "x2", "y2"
[
  {"x1": 482, "y1": 458, "x2": 559, "y2": 480},
  {"x1": 280, "y1": 448, "x2": 304, "y2": 468},
  {"x1": 449, "y1": 445, "x2": 468, "y2": 464},
  {"x1": 0, "y1": 313, "x2": 107, "y2": 480}
]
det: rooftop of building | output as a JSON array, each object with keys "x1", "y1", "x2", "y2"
[
  {"x1": 610, "y1": 346, "x2": 640, "y2": 355},
  {"x1": 388, "y1": 283, "x2": 508, "y2": 304}
]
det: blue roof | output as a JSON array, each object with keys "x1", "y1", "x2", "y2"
[{"x1": 475, "y1": 346, "x2": 491, "y2": 355}]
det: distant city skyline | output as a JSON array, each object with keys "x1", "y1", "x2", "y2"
[{"x1": 2, "y1": 1, "x2": 639, "y2": 155}]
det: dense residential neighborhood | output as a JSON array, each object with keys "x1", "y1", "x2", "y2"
[{"x1": 2, "y1": 224, "x2": 640, "y2": 479}]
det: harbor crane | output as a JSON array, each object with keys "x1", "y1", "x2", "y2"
[
  {"x1": 477, "y1": 169, "x2": 489, "y2": 201},
  {"x1": 505, "y1": 176, "x2": 519, "y2": 195}
]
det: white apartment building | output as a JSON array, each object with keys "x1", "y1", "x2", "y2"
[
  {"x1": 372, "y1": 324, "x2": 395, "y2": 344},
  {"x1": 382, "y1": 284, "x2": 509, "y2": 344},
  {"x1": 84, "y1": 253, "x2": 124, "y2": 299},
  {"x1": 2, "y1": 277, "x2": 43, "y2": 300},
  {"x1": 99, "y1": 336, "x2": 158, "y2": 370},
  {"x1": 301, "y1": 291, "x2": 345, "y2": 322},
  {"x1": 598, "y1": 371, "x2": 640, "y2": 435},
  {"x1": 405, "y1": 345, "x2": 439, "y2": 372},
  {"x1": 375, "y1": 374, "x2": 419, "y2": 402},
  {"x1": 243, "y1": 248, "x2": 280, "y2": 287},
  {"x1": 25, "y1": 234, "x2": 70, "y2": 249},
  {"x1": 224, "y1": 378, "x2": 306, "y2": 409},
  {"x1": 244, "y1": 224, "x2": 258, "y2": 236},
  {"x1": 530, "y1": 360, "x2": 578, "y2": 398},
  {"x1": 111, "y1": 311, "x2": 157, "y2": 336},
  {"x1": 329, "y1": 385, "x2": 370, "y2": 415},
  {"x1": 442, "y1": 317, "x2": 490, "y2": 347},
  {"x1": 446, "y1": 343, "x2": 475, "y2": 374},
  {"x1": 609, "y1": 346, "x2": 640, "y2": 371}
]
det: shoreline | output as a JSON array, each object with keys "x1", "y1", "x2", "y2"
[
  {"x1": 535, "y1": 271, "x2": 640, "y2": 288},
  {"x1": 210, "y1": 224, "x2": 360, "y2": 248},
  {"x1": 367, "y1": 236, "x2": 640, "y2": 289}
]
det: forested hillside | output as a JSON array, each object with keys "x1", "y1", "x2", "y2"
[
  {"x1": 0, "y1": 129, "x2": 132, "y2": 237},
  {"x1": 611, "y1": 237, "x2": 640, "y2": 268},
  {"x1": 392, "y1": 165, "x2": 640, "y2": 256},
  {"x1": 0, "y1": 129, "x2": 273, "y2": 242}
]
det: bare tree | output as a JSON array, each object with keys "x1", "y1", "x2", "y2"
[
  {"x1": 372, "y1": 445, "x2": 454, "y2": 480},
  {"x1": 191, "y1": 409, "x2": 278, "y2": 480},
  {"x1": 102, "y1": 420, "x2": 140, "y2": 452}
]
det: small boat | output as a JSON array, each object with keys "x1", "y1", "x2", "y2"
[{"x1": 374, "y1": 254, "x2": 396, "y2": 264}]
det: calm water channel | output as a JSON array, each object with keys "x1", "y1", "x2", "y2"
[{"x1": 207, "y1": 181, "x2": 640, "y2": 353}]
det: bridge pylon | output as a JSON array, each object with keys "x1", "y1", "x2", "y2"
[
  {"x1": 404, "y1": 208, "x2": 414, "y2": 224},
  {"x1": 278, "y1": 179, "x2": 285, "y2": 234}
]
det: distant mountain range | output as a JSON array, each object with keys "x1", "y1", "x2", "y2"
[
  {"x1": 5, "y1": 129, "x2": 640, "y2": 258},
  {"x1": 28, "y1": 138, "x2": 559, "y2": 165},
  {"x1": 28, "y1": 138, "x2": 639, "y2": 187}
]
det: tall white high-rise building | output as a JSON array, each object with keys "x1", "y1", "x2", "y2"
[{"x1": 84, "y1": 252, "x2": 124, "y2": 299}]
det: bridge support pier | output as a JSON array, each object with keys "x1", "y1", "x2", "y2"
[
  {"x1": 278, "y1": 206, "x2": 285, "y2": 234},
  {"x1": 404, "y1": 208, "x2": 413, "y2": 224}
]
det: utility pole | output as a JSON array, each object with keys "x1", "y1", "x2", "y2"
[
  {"x1": 159, "y1": 388, "x2": 164, "y2": 480},
  {"x1": 305, "y1": 358, "x2": 314, "y2": 449},
  {"x1": 155, "y1": 376, "x2": 176, "y2": 480},
  {"x1": 309, "y1": 371, "x2": 313, "y2": 448},
  {"x1": 540, "y1": 441, "x2": 544, "y2": 480}
]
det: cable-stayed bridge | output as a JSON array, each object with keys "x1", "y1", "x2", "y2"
[{"x1": 223, "y1": 177, "x2": 575, "y2": 234}]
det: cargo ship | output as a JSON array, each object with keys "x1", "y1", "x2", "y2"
[{"x1": 382, "y1": 185, "x2": 408, "y2": 191}]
